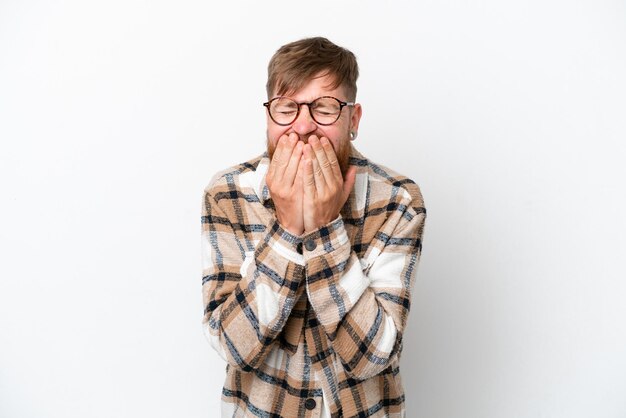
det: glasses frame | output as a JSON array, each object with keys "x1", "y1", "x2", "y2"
[{"x1": 263, "y1": 96, "x2": 355, "y2": 126}]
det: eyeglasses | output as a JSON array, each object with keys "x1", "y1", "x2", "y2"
[{"x1": 263, "y1": 96, "x2": 354, "y2": 126}]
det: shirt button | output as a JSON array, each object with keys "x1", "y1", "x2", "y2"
[
  {"x1": 305, "y1": 398, "x2": 316, "y2": 410},
  {"x1": 296, "y1": 242, "x2": 303, "y2": 254},
  {"x1": 304, "y1": 240, "x2": 317, "y2": 251}
]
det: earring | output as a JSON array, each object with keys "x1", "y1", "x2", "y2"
[{"x1": 350, "y1": 131, "x2": 357, "y2": 140}]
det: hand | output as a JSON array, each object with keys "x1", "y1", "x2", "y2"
[
  {"x1": 265, "y1": 133, "x2": 304, "y2": 235},
  {"x1": 302, "y1": 136, "x2": 357, "y2": 233}
]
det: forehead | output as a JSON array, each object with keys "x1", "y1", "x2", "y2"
[{"x1": 275, "y1": 73, "x2": 347, "y2": 101}]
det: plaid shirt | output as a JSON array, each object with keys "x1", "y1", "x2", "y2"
[{"x1": 201, "y1": 144, "x2": 426, "y2": 418}]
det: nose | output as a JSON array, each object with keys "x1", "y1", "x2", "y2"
[{"x1": 291, "y1": 104, "x2": 317, "y2": 138}]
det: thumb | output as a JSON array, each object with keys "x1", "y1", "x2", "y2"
[{"x1": 341, "y1": 165, "x2": 357, "y2": 203}]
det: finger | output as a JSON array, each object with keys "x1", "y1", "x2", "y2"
[
  {"x1": 310, "y1": 151, "x2": 326, "y2": 192},
  {"x1": 320, "y1": 137, "x2": 342, "y2": 180},
  {"x1": 309, "y1": 136, "x2": 334, "y2": 185},
  {"x1": 342, "y1": 165, "x2": 357, "y2": 204},
  {"x1": 273, "y1": 133, "x2": 298, "y2": 179},
  {"x1": 282, "y1": 141, "x2": 303, "y2": 187},
  {"x1": 304, "y1": 143, "x2": 325, "y2": 193},
  {"x1": 303, "y1": 151, "x2": 316, "y2": 200},
  {"x1": 295, "y1": 158, "x2": 304, "y2": 192},
  {"x1": 267, "y1": 134, "x2": 288, "y2": 180}
]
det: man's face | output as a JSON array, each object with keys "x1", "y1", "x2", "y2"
[{"x1": 266, "y1": 73, "x2": 362, "y2": 176}]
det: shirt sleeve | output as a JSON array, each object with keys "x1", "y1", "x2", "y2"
[
  {"x1": 201, "y1": 189, "x2": 306, "y2": 372},
  {"x1": 301, "y1": 192, "x2": 426, "y2": 380}
]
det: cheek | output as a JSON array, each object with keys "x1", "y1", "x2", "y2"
[
  {"x1": 323, "y1": 128, "x2": 348, "y2": 149},
  {"x1": 267, "y1": 124, "x2": 289, "y2": 141}
]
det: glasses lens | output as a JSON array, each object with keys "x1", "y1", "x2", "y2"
[
  {"x1": 311, "y1": 97, "x2": 341, "y2": 125},
  {"x1": 270, "y1": 98, "x2": 298, "y2": 125}
]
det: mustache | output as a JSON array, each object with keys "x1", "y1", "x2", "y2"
[{"x1": 291, "y1": 133, "x2": 325, "y2": 144}]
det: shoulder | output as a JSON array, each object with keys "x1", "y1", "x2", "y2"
[
  {"x1": 354, "y1": 149, "x2": 426, "y2": 215},
  {"x1": 203, "y1": 153, "x2": 267, "y2": 200}
]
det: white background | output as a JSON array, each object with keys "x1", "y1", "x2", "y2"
[{"x1": 1, "y1": 1, "x2": 625, "y2": 417}]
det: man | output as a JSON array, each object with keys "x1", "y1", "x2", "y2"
[{"x1": 201, "y1": 37, "x2": 427, "y2": 418}]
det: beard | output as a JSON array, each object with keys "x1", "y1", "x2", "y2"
[{"x1": 266, "y1": 133, "x2": 352, "y2": 177}]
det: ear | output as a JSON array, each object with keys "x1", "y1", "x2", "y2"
[{"x1": 349, "y1": 103, "x2": 362, "y2": 141}]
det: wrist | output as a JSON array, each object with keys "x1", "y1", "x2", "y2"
[
  {"x1": 279, "y1": 220, "x2": 304, "y2": 236},
  {"x1": 285, "y1": 225, "x2": 304, "y2": 236},
  {"x1": 275, "y1": 214, "x2": 303, "y2": 236}
]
